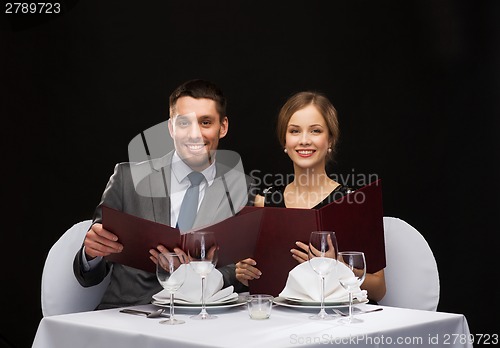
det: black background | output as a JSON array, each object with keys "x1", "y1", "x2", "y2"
[{"x1": 1, "y1": 1, "x2": 499, "y2": 347}]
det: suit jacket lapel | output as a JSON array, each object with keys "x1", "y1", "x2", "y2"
[
  {"x1": 193, "y1": 160, "x2": 235, "y2": 228},
  {"x1": 148, "y1": 152, "x2": 174, "y2": 225},
  {"x1": 194, "y1": 175, "x2": 227, "y2": 227}
]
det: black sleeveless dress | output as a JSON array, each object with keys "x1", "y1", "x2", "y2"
[{"x1": 262, "y1": 184, "x2": 353, "y2": 208}]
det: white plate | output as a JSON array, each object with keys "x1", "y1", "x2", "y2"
[
  {"x1": 152, "y1": 296, "x2": 247, "y2": 310},
  {"x1": 173, "y1": 292, "x2": 239, "y2": 305},
  {"x1": 273, "y1": 296, "x2": 368, "y2": 309}
]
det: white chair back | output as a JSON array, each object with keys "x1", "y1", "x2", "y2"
[
  {"x1": 41, "y1": 220, "x2": 112, "y2": 316},
  {"x1": 378, "y1": 217, "x2": 440, "y2": 311}
]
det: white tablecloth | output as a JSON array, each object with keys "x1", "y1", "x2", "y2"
[{"x1": 32, "y1": 303, "x2": 472, "y2": 348}]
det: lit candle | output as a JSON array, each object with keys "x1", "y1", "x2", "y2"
[{"x1": 250, "y1": 309, "x2": 269, "y2": 319}]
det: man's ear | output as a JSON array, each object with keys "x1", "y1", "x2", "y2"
[
  {"x1": 168, "y1": 118, "x2": 174, "y2": 138},
  {"x1": 219, "y1": 116, "x2": 229, "y2": 138}
]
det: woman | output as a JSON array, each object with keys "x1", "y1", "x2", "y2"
[{"x1": 236, "y1": 91, "x2": 386, "y2": 302}]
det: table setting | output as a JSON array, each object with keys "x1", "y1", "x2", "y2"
[
  {"x1": 139, "y1": 230, "x2": 376, "y2": 327},
  {"x1": 274, "y1": 261, "x2": 368, "y2": 308},
  {"x1": 151, "y1": 267, "x2": 244, "y2": 309},
  {"x1": 151, "y1": 231, "x2": 246, "y2": 323},
  {"x1": 270, "y1": 231, "x2": 369, "y2": 324},
  {"x1": 33, "y1": 229, "x2": 473, "y2": 347},
  {"x1": 33, "y1": 301, "x2": 472, "y2": 348},
  {"x1": 147, "y1": 231, "x2": 374, "y2": 321}
]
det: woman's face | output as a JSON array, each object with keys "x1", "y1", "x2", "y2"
[{"x1": 285, "y1": 105, "x2": 331, "y2": 171}]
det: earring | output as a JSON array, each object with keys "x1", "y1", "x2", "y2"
[
  {"x1": 328, "y1": 148, "x2": 332, "y2": 153},
  {"x1": 284, "y1": 148, "x2": 288, "y2": 153}
]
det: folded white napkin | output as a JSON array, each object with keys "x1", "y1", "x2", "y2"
[
  {"x1": 153, "y1": 266, "x2": 238, "y2": 304},
  {"x1": 279, "y1": 261, "x2": 368, "y2": 303}
]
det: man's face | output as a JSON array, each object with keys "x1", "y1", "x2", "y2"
[{"x1": 168, "y1": 96, "x2": 228, "y2": 171}]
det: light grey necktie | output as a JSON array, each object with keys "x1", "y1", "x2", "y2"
[{"x1": 177, "y1": 171, "x2": 205, "y2": 231}]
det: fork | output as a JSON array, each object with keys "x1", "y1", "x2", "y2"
[
  {"x1": 331, "y1": 308, "x2": 347, "y2": 316},
  {"x1": 332, "y1": 307, "x2": 383, "y2": 316},
  {"x1": 119, "y1": 308, "x2": 167, "y2": 318}
]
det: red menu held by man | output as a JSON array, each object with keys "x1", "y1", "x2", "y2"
[{"x1": 102, "y1": 205, "x2": 263, "y2": 273}]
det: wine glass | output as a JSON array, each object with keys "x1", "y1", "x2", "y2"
[
  {"x1": 185, "y1": 231, "x2": 218, "y2": 320},
  {"x1": 156, "y1": 252, "x2": 188, "y2": 325},
  {"x1": 337, "y1": 251, "x2": 366, "y2": 324},
  {"x1": 307, "y1": 231, "x2": 338, "y2": 320}
]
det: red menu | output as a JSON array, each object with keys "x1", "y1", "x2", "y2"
[
  {"x1": 102, "y1": 205, "x2": 264, "y2": 273},
  {"x1": 249, "y1": 179, "x2": 385, "y2": 296}
]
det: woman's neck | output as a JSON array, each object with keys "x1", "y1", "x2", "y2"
[
  {"x1": 291, "y1": 166, "x2": 332, "y2": 191},
  {"x1": 285, "y1": 166, "x2": 339, "y2": 208}
]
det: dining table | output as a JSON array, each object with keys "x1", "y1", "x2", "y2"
[{"x1": 32, "y1": 297, "x2": 473, "y2": 348}]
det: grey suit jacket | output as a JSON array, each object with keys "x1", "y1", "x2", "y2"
[{"x1": 74, "y1": 151, "x2": 253, "y2": 309}]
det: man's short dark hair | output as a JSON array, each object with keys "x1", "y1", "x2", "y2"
[{"x1": 169, "y1": 79, "x2": 227, "y2": 121}]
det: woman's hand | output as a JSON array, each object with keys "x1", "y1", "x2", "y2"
[
  {"x1": 292, "y1": 234, "x2": 336, "y2": 263},
  {"x1": 235, "y1": 258, "x2": 262, "y2": 286},
  {"x1": 290, "y1": 241, "x2": 309, "y2": 263}
]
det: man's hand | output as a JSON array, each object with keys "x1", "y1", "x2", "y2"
[
  {"x1": 149, "y1": 245, "x2": 188, "y2": 265},
  {"x1": 84, "y1": 223, "x2": 123, "y2": 259}
]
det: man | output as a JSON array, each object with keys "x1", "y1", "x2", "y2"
[{"x1": 73, "y1": 79, "x2": 252, "y2": 309}]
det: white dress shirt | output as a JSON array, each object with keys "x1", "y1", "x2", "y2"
[{"x1": 169, "y1": 151, "x2": 216, "y2": 227}]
